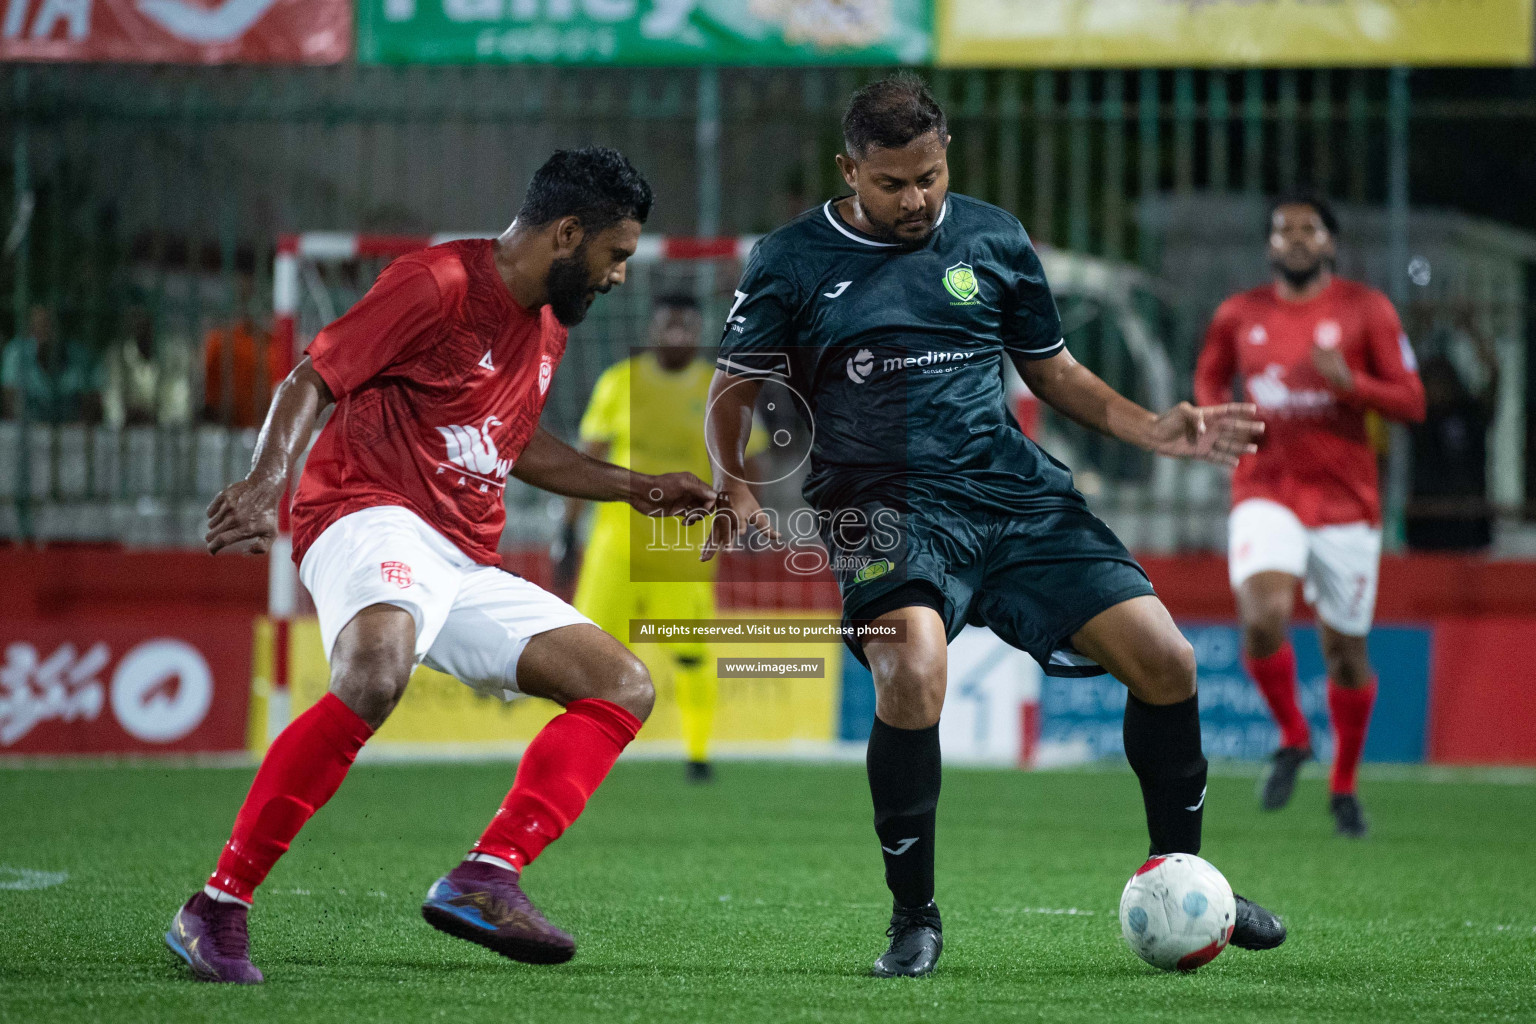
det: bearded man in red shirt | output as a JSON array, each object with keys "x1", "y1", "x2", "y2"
[
  {"x1": 164, "y1": 148, "x2": 715, "y2": 983},
  {"x1": 1195, "y1": 194, "x2": 1424, "y2": 838}
]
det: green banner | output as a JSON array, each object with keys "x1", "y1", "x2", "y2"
[{"x1": 360, "y1": 1, "x2": 931, "y2": 65}]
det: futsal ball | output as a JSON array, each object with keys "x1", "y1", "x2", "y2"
[{"x1": 1118, "y1": 853, "x2": 1236, "y2": 972}]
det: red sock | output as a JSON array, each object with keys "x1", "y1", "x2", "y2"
[
  {"x1": 1327, "y1": 677, "x2": 1377, "y2": 796},
  {"x1": 1243, "y1": 642, "x2": 1311, "y2": 750},
  {"x1": 472, "y1": 698, "x2": 642, "y2": 871},
  {"x1": 208, "y1": 693, "x2": 373, "y2": 902}
]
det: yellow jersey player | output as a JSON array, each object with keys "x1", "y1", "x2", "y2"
[{"x1": 562, "y1": 294, "x2": 764, "y2": 782}]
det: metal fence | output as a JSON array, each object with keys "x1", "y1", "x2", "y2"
[{"x1": 2, "y1": 64, "x2": 1532, "y2": 553}]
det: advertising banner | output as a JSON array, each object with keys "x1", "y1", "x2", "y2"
[
  {"x1": 936, "y1": 0, "x2": 1536, "y2": 67},
  {"x1": 841, "y1": 625, "x2": 1041, "y2": 765},
  {"x1": 1037, "y1": 624, "x2": 1431, "y2": 767},
  {"x1": 280, "y1": 614, "x2": 840, "y2": 752},
  {"x1": 359, "y1": 0, "x2": 930, "y2": 66},
  {"x1": 0, "y1": 613, "x2": 252, "y2": 756},
  {"x1": 1, "y1": 0, "x2": 351, "y2": 64}
]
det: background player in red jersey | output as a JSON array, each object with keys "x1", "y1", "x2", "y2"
[
  {"x1": 1195, "y1": 194, "x2": 1425, "y2": 838},
  {"x1": 163, "y1": 149, "x2": 716, "y2": 983}
]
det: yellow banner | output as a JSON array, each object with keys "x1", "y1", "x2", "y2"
[
  {"x1": 275, "y1": 614, "x2": 840, "y2": 753},
  {"x1": 937, "y1": 0, "x2": 1535, "y2": 67}
]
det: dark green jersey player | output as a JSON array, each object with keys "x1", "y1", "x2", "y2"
[{"x1": 703, "y1": 74, "x2": 1286, "y2": 978}]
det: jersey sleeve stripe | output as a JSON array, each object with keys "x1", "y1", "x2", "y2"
[
  {"x1": 716, "y1": 355, "x2": 790, "y2": 379},
  {"x1": 1007, "y1": 338, "x2": 1066, "y2": 358}
]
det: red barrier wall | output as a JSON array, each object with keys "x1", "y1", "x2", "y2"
[
  {"x1": 1428, "y1": 618, "x2": 1536, "y2": 765},
  {"x1": 1139, "y1": 553, "x2": 1536, "y2": 620},
  {"x1": 4, "y1": 545, "x2": 1533, "y2": 764},
  {"x1": 0, "y1": 547, "x2": 264, "y2": 756},
  {"x1": 0, "y1": 546, "x2": 268, "y2": 619}
]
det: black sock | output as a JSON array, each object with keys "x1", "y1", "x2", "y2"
[
  {"x1": 1123, "y1": 693, "x2": 1207, "y2": 856},
  {"x1": 866, "y1": 716, "x2": 941, "y2": 909}
]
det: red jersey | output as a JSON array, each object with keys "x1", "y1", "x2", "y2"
[
  {"x1": 1194, "y1": 277, "x2": 1424, "y2": 527},
  {"x1": 291, "y1": 239, "x2": 567, "y2": 565}
]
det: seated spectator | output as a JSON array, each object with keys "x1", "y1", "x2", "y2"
[
  {"x1": 202, "y1": 276, "x2": 282, "y2": 428},
  {"x1": 1407, "y1": 307, "x2": 1499, "y2": 551},
  {"x1": 103, "y1": 304, "x2": 193, "y2": 429},
  {"x1": 1, "y1": 304, "x2": 103, "y2": 424}
]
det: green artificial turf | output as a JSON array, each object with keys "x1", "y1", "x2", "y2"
[{"x1": 1, "y1": 760, "x2": 1533, "y2": 1023}]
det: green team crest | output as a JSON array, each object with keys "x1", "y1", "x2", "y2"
[
  {"x1": 853, "y1": 559, "x2": 895, "y2": 584},
  {"x1": 943, "y1": 262, "x2": 979, "y2": 303}
]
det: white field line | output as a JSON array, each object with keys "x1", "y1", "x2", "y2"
[
  {"x1": 0, "y1": 866, "x2": 68, "y2": 890},
  {"x1": 1, "y1": 750, "x2": 1532, "y2": 786}
]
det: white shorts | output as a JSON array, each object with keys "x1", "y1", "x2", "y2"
[
  {"x1": 298, "y1": 506, "x2": 593, "y2": 700},
  {"x1": 1227, "y1": 498, "x2": 1381, "y2": 637}
]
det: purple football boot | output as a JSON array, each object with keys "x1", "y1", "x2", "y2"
[
  {"x1": 421, "y1": 860, "x2": 575, "y2": 965},
  {"x1": 164, "y1": 892, "x2": 264, "y2": 984}
]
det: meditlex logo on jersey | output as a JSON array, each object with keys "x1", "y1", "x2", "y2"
[{"x1": 846, "y1": 347, "x2": 977, "y2": 384}]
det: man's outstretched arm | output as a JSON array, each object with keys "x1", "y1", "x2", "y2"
[
  {"x1": 513, "y1": 426, "x2": 716, "y2": 519},
  {"x1": 700, "y1": 370, "x2": 785, "y2": 561},
  {"x1": 206, "y1": 357, "x2": 334, "y2": 555},
  {"x1": 1013, "y1": 348, "x2": 1263, "y2": 468}
]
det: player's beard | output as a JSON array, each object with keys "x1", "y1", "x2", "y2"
[
  {"x1": 865, "y1": 208, "x2": 936, "y2": 250},
  {"x1": 1272, "y1": 253, "x2": 1328, "y2": 290},
  {"x1": 546, "y1": 243, "x2": 599, "y2": 327}
]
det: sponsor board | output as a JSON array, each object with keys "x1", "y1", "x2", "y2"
[
  {"x1": 841, "y1": 625, "x2": 1041, "y2": 765},
  {"x1": 277, "y1": 611, "x2": 840, "y2": 750},
  {"x1": 937, "y1": 0, "x2": 1534, "y2": 67},
  {"x1": 1, "y1": 0, "x2": 350, "y2": 63},
  {"x1": 1037, "y1": 624, "x2": 1431, "y2": 767},
  {"x1": 359, "y1": 0, "x2": 930, "y2": 66},
  {"x1": 0, "y1": 615, "x2": 251, "y2": 755}
]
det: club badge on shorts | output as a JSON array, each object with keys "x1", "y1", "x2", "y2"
[{"x1": 381, "y1": 561, "x2": 414, "y2": 588}]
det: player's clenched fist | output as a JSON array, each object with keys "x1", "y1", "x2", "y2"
[
  {"x1": 629, "y1": 471, "x2": 717, "y2": 522},
  {"x1": 205, "y1": 477, "x2": 282, "y2": 555}
]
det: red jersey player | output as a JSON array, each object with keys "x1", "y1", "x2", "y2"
[
  {"x1": 1194, "y1": 194, "x2": 1424, "y2": 838},
  {"x1": 164, "y1": 149, "x2": 716, "y2": 983}
]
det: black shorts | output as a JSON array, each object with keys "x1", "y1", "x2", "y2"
[{"x1": 827, "y1": 500, "x2": 1155, "y2": 677}]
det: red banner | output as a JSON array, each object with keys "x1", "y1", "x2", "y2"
[
  {"x1": 0, "y1": 610, "x2": 251, "y2": 755},
  {"x1": 1, "y1": 0, "x2": 349, "y2": 64}
]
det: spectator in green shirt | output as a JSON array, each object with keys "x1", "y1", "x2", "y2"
[{"x1": 1, "y1": 305, "x2": 103, "y2": 424}]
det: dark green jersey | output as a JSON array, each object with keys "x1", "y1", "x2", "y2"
[{"x1": 719, "y1": 192, "x2": 1084, "y2": 516}]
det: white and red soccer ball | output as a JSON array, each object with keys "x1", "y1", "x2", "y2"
[{"x1": 1119, "y1": 853, "x2": 1236, "y2": 972}]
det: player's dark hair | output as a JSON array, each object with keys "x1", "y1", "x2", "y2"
[
  {"x1": 518, "y1": 147, "x2": 654, "y2": 233},
  {"x1": 654, "y1": 293, "x2": 700, "y2": 312},
  {"x1": 1268, "y1": 191, "x2": 1339, "y2": 237},
  {"x1": 842, "y1": 72, "x2": 947, "y2": 158}
]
